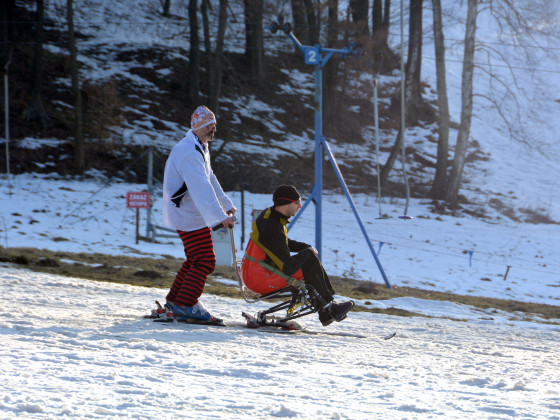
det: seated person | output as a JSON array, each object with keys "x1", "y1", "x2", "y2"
[{"x1": 245, "y1": 185, "x2": 354, "y2": 326}]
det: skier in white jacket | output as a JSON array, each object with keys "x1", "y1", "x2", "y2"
[{"x1": 162, "y1": 106, "x2": 236, "y2": 324}]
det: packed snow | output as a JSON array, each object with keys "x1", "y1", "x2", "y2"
[
  {"x1": 0, "y1": 174, "x2": 559, "y2": 419},
  {"x1": 1, "y1": 0, "x2": 560, "y2": 418},
  {"x1": 1, "y1": 174, "x2": 559, "y2": 307},
  {"x1": 0, "y1": 264, "x2": 559, "y2": 419}
]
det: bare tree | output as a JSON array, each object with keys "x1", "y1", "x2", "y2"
[
  {"x1": 371, "y1": 0, "x2": 395, "y2": 71},
  {"x1": 445, "y1": 0, "x2": 478, "y2": 204},
  {"x1": 161, "y1": 0, "x2": 171, "y2": 17},
  {"x1": 350, "y1": 0, "x2": 369, "y2": 34},
  {"x1": 0, "y1": 0, "x2": 13, "y2": 66},
  {"x1": 289, "y1": 0, "x2": 319, "y2": 47},
  {"x1": 244, "y1": 0, "x2": 264, "y2": 86},
  {"x1": 429, "y1": 0, "x2": 449, "y2": 199},
  {"x1": 379, "y1": 0, "x2": 425, "y2": 188},
  {"x1": 187, "y1": 0, "x2": 200, "y2": 104},
  {"x1": 372, "y1": 0, "x2": 390, "y2": 43},
  {"x1": 323, "y1": 0, "x2": 341, "y2": 128},
  {"x1": 404, "y1": 0, "x2": 424, "y2": 116},
  {"x1": 301, "y1": 0, "x2": 319, "y2": 45},
  {"x1": 201, "y1": 0, "x2": 228, "y2": 110},
  {"x1": 67, "y1": 0, "x2": 84, "y2": 173},
  {"x1": 372, "y1": 0, "x2": 383, "y2": 33},
  {"x1": 290, "y1": 0, "x2": 308, "y2": 45},
  {"x1": 23, "y1": 0, "x2": 48, "y2": 127}
]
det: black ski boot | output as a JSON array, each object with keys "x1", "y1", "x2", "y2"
[
  {"x1": 319, "y1": 300, "x2": 354, "y2": 326},
  {"x1": 319, "y1": 308, "x2": 335, "y2": 326},
  {"x1": 329, "y1": 300, "x2": 355, "y2": 322}
]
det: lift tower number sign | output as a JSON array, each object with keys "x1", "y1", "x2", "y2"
[{"x1": 304, "y1": 46, "x2": 320, "y2": 64}]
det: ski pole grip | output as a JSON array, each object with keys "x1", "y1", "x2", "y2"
[{"x1": 212, "y1": 215, "x2": 237, "y2": 231}]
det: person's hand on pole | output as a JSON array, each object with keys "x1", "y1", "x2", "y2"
[{"x1": 221, "y1": 215, "x2": 236, "y2": 229}]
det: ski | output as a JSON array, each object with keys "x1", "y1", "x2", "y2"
[
  {"x1": 150, "y1": 316, "x2": 227, "y2": 327},
  {"x1": 144, "y1": 301, "x2": 394, "y2": 339},
  {"x1": 241, "y1": 311, "x2": 304, "y2": 331},
  {"x1": 144, "y1": 300, "x2": 226, "y2": 326},
  {"x1": 295, "y1": 329, "x2": 367, "y2": 339},
  {"x1": 241, "y1": 311, "x2": 378, "y2": 338}
]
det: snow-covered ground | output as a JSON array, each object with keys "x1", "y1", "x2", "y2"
[
  {"x1": 0, "y1": 267, "x2": 558, "y2": 419},
  {"x1": 1, "y1": 174, "x2": 558, "y2": 418},
  {"x1": 1, "y1": 0, "x2": 559, "y2": 417},
  {"x1": 1, "y1": 174, "x2": 559, "y2": 307}
]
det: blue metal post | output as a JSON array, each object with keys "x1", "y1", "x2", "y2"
[
  {"x1": 270, "y1": 17, "x2": 391, "y2": 287},
  {"x1": 314, "y1": 54, "x2": 323, "y2": 259}
]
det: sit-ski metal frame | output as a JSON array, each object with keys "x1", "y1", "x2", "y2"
[{"x1": 227, "y1": 227, "x2": 319, "y2": 324}]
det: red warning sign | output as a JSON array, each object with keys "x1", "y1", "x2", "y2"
[{"x1": 126, "y1": 192, "x2": 151, "y2": 208}]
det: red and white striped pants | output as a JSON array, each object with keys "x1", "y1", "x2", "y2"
[{"x1": 166, "y1": 227, "x2": 216, "y2": 307}]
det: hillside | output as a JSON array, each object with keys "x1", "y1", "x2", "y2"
[
  {"x1": 1, "y1": 3, "x2": 559, "y2": 417},
  {"x1": 1, "y1": 0, "x2": 559, "y2": 225},
  {"x1": 2, "y1": 3, "x2": 495, "y2": 204}
]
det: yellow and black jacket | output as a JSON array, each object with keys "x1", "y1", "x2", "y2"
[{"x1": 249, "y1": 207, "x2": 313, "y2": 276}]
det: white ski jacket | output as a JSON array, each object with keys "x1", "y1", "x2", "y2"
[{"x1": 162, "y1": 130, "x2": 234, "y2": 231}]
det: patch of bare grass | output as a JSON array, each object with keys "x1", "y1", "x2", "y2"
[{"x1": 1, "y1": 246, "x2": 558, "y2": 322}]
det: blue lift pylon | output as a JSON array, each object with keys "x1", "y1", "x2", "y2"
[{"x1": 269, "y1": 16, "x2": 391, "y2": 288}]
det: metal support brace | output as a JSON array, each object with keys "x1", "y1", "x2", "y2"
[
  {"x1": 270, "y1": 16, "x2": 391, "y2": 288},
  {"x1": 323, "y1": 139, "x2": 391, "y2": 288}
]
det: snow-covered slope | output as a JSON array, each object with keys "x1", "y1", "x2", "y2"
[
  {"x1": 1, "y1": 2, "x2": 559, "y2": 416},
  {"x1": 1, "y1": 174, "x2": 559, "y2": 307},
  {"x1": 31, "y1": 0, "x2": 560, "y2": 223},
  {"x1": 0, "y1": 267, "x2": 558, "y2": 419}
]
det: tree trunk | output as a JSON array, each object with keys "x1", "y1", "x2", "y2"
[
  {"x1": 3, "y1": 0, "x2": 19, "y2": 49},
  {"x1": 290, "y1": 0, "x2": 308, "y2": 46},
  {"x1": 372, "y1": 0, "x2": 383, "y2": 32},
  {"x1": 187, "y1": 0, "x2": 200, "y2": 104},
  {"x1": 350, "y1": 0, "x2": 369, "y2": 35},
  {"x1": 67, "y1": 0, "x2": 84, "y2": 173},
  {"x1": 301, "y1": 0, "x2": 318, "y2": 45},
  {"x1": 204, "y1": 0, "x2": 227, "y2": 111},
  {"x1": 429, "y1": 0, "x2": 450, "y2": 199},
  {"x1": 244, "y1": 0, "x2": 264, "y2": 86},
  {"x1": 379, "y1": 127, "x2": 402, "y2": 187},
  {"x1": 323, "y1": 0, "x2": 340, "y2": 129},
  {"x1": 371, "y1": 0, "x2": 392, "y2": 71},
  {"x1": 23, "y1": 0, "x2": 48, "y2": 127},
  {"x1": 383, "y1": 0, "x2": 391, "y2": 27},
  {"x1": 380, "y1": 0, "x2": 424, "y2": 188},
  {"x1": 201, "y1": 0, "x2": 212, "y2": 102},
  {"x1": 444, "y1": 0, "x2": 478, "y2": 204},
  {"x1": 0, "y1": 0, "x2": 9, "y2": 66},
  {"x1": 162, "y1": 0, "x2": 171, "y2": 17},
  {"x1": 404, "y1": 0, "x2": 424, "y2": 119}
]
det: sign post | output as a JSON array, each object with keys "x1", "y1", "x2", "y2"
[{"x1": 127, "y1": 192, "x2": 151, "y2": 244}]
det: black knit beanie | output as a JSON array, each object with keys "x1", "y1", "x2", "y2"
[{"x1": 273, "y1": 185, "x2": 301, "y2": 207}]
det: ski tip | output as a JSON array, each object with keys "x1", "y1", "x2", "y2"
[{"x1": 383, "y1": 332, "x2": 397, "y2": 340}]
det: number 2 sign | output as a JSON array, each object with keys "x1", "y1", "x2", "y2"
[{"x1": 304, "y1": 46, "x2": 320, "y2": 65}]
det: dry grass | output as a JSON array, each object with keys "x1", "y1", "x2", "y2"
[{"x1": 1, "y1": 246, "x2": 559, "y2": 323}]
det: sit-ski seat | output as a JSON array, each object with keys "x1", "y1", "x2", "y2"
[
  {"x1": 240, "y1": 239, "x2": 319, "y2": 328},
  {"x1": 241, "y1": 239, "x2": 304, "y2": 296}
]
